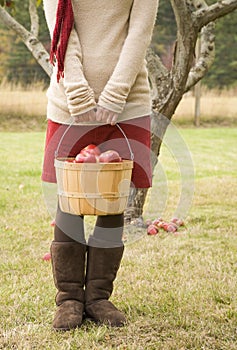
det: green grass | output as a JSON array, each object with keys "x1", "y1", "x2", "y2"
[{"x1": 0, "y1": 127, "x2": 237, "y2": 349}]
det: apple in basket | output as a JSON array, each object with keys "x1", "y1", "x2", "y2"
[
  {"x1": 98, "y1": 150, "x2": 122, "y2": 163},
  {"x1": 80, "y1": 144, "x2": 101, "y2": 156},
  {"x1": 74, "y1": 144, "x2": 99, "y2": 163},
  {"x1": 75, "y1": 152, "x2": 97, "y2": 163}
]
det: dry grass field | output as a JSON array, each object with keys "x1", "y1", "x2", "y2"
[
  {"x1": 0, "y1": 82, "x2": 47, "y2": 131},
  {"x1": 0, "y1": 83, "x2": 236, "y2": 130},
  {"x1": 175, "y1": 88, "x2": 237, "y2": 127}
]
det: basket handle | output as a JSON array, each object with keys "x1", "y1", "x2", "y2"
[
  {"x1": 54, "y1": 121, "x2": 134, "y2": 161},
  {"x1": 116, "y1": 124, "x2": 134, "y2": 161},
  {"x1": 55, "y1": 120, "x2": 74, "y2": 159}
]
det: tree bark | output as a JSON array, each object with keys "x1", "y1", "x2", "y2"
[
  {"x1": 185, "y1": 22, "x2": 215, "y2": 91},
  {"x1": 194, "y1": 0, "x2": 237, "y2": 29},
  {"x1": 29, "y1": 0, "x2": 39, "y2": 37}
]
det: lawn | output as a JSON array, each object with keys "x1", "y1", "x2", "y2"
[{"x1": 0, "y1": 126, "x2": 236, "y2": 349}]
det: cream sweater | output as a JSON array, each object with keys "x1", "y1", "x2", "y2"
[{"x1": 43, "y1": 0, "x2": 159, "y2": 125}]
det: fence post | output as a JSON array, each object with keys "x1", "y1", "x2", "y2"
[{"x1": 194, "y1": 37, "x2": 201, "y2": 127}]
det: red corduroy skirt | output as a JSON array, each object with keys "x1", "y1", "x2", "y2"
[{"x1": 42, "y1": 116, "x2": 152, "y2": 188}]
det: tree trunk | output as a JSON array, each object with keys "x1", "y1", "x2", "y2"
[
  {"x1": 124, "y1": 110, "x2": 170, "y2": 225},
  {"x1": 125, "y1": 0, "x2": 237, "y2": 225}
]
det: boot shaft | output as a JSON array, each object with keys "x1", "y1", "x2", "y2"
[
  {"x1": 50, "y1": 241, "x2": 87, "y2": 305},
  {"x1": 85, "y1": 245, "x2": 124, "y2": 304}
]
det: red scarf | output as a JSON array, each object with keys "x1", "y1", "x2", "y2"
[{"x1": 50, "y1": 0, "x2": 74, "y2": 82}]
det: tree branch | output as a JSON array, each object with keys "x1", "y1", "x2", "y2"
[
  {"x1": 171, "y1": 0, "x2": 196, "y2": 90},
  {"x1": 185, "y1": 0, "x2": 237, "y2": 90},
  {"x1": 146, "y1": 48, "x2": 169, "y2": 101},
  {"x1": 185, "y1": 22, "x2": 215, "y2": 91},
  {"x1": 193, "y1": 0, "x2": 237, "y2": 29},
  {"x1": 29, "y1": 0, "x2": 39, "y2": 37},
  {"x1": 172, "y1": 0, "x2": 193, "y2": 37},
  {"x1": 185, "y1": 1, "x2": 215, "y2": 91},
  {"x1": 0, "y1": 5, "x2": 52, "y2": 76},
  {"x1": 157, "y1": 0, "x2": 197, "y2": 117}
]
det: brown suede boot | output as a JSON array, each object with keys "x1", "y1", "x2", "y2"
[
  {"x1": 85, "y1": 243, "x2": 126, "y2": 327},
  {"x1": 50, "y1": 241, "x2": 87, "y2": 331}
]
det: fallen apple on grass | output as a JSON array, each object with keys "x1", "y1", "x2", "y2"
[
  {"x1": 152, "y1": 218, "x2": 164, "y2": 228},
  {"x1": 50, "y1": 219, "x2": 56, "y2": 227},
  {"x1": 146, "y1": 217, "x2": 185, "y2": 236},
  {"x1": 171, "y1": 217, "x2": 184, "y2": 227},
  {"x1": 166, "y1": 223, "x2": 178, "y2": 233},
  {"x1": 147, "y1": 224, "x2": 159, "y2": 235},
  {"x1": 42, "y1": 252, "x2": 51, "y2": 261},
  {"x1": 160, "y1": 222, "x2": 169, "y2": 231}
]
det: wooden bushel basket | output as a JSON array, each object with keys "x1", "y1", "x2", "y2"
[
  {"x1": 54, "y1": 158, "x2": 133, "y2": 215},
  {"x1": 54, "y1": 123, "x2": 134, "y2": 216}
]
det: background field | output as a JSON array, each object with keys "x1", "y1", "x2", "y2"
[
  {"x1": 0, "y1": 126, "x2": 236, "y2": 349},
  {"x1": 0, "y1": 84, "x2": 237, "y2": 131}
]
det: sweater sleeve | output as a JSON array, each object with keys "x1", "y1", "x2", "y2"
[
  {"x1": 43, "y1": 0, "x2": 96, "y2": 117},
  {"x1": 98, "y1": 0, "x2": 159, "y2": 114},
  {"x1": 63, "y1": 29, "x2": 97, "y2": 117}
]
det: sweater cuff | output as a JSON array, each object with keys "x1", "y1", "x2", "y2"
[
  {"x1": 97, "y1": 98, "x2": 124, "y2": 114},
  {"x1": 98, "y1": 80, "x2": 130, "y2": 114},
  {"x1": 66, "y1": 84, "x2": 97, "y2": 117}
]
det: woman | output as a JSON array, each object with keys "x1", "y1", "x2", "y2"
[{"x1": 42, "y1": 0, "x2": 159, "y2": 331}]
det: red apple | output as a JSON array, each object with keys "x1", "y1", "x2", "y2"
[
  {"x1": 98, "y1": 150, "x2": 122, "y2": 163},
  {"x1": 160, "y1": 222, "x2": 169, "y2": 231},
  {"x1": 166, "y1": 223, "x2": 178, "y2": 233},
  {"x1": 171, "y1": 217, "x2": 178, "y2": 223},
  {"x1": 42, "y1": 252, "x2": 51, "y2": 261},
  {"x1": 80, "y1": 144, "x2": 101, "y2": 156},
  {"x1": 66, "y1": 159, "x2": 76, "y2": 163},
  {"x1": 147, "y1": 224, "x2": 158, "y2": 235},
  {"x1": 75, "y1": 152, "x2": 97, "y2": 163},
  {"x1": 152, "y1": 219, "x2": 160, "y2": 226},
  {"x1": 171, "y1": 217, "x2": 184, "y2": 226},
  {"x1": 152, "y1": 218, "x2": 164, "y2": 227},
  {"x1": 50, "y1": 219, "x2": 56, "y2": 227},
  {"x1": 157, "y1": 221, "x2": 165, "y2": 228},
  {"x1": 176, "y1": 219, "x2": 184, "y2": 227}
]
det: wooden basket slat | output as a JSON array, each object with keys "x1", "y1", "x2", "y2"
[{"x1": 55, "y1": 158, "x2": 133, "y2": 215}]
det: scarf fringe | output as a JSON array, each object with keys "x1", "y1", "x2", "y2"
[{"x1": 50, "y1": 0, "x2": 74, "y2": 82}]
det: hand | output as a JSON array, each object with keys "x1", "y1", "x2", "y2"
[
  {"x1": 96, "y1": 106, "x2": 118, "y2": 125},
  {"x1": 74, "y1": 109, "x2": 96, "y2": 123}
]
